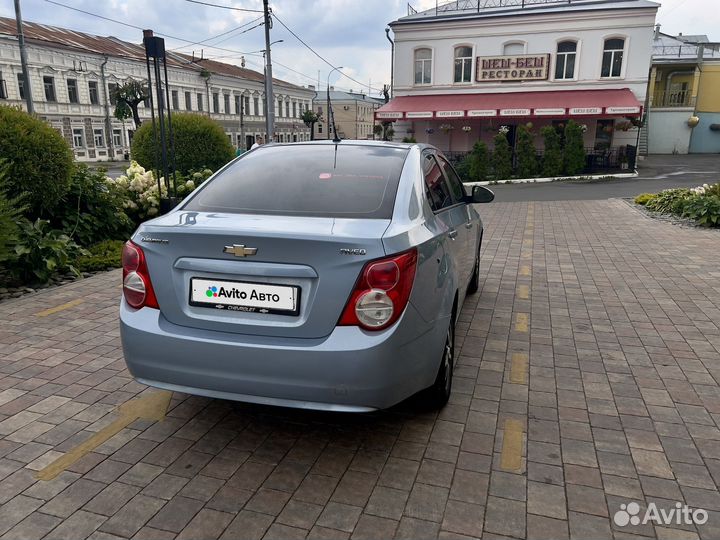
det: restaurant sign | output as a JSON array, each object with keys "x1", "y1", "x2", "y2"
[{"x1": 476, "y1": 54, "x2": 550, "y2": 82}]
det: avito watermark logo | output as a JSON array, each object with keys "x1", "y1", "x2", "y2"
[{"x1": 614, "y1": 501, "x2": 708, "y2": 527}]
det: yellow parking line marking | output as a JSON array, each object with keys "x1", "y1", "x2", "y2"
[
  {"x1": 36, "y1": 391, "x2": 171, "y2": 481},
  {"x1": 517, "y1": 285, "x2": 529, "y2": 300},
  {"x1": 519, "y1": 265, "x2": 531, "y2": 276},
  {"x1": 500, "y1": 418, "x2": 524, "y2": 472},
  {"x1": 510, "y1": 353, "x2": 529, "y2": 384},
  {"x1": 36, "y1": 299, "x2": 84, "y2": 317},
  {"x1": 515, "y1": 313, "x2": 528, "y2": 332}
]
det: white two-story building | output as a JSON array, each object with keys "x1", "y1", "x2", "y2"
[
  {"x1": 0, "y1": 17, "x2": 314, "y2": 162},
  {"x1": 378, "y1": 0, "x2": 659, "y2": 163}
]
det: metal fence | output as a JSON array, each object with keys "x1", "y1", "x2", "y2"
[
  {"x1": 650, "y1": 91, "x2": 695, "y2": 108},
  {"x1": 445, "y1": 145, "x2": 636, "y2": 177}
]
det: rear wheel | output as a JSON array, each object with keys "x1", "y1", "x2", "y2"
[{"x1": 427, "y1": 316, "x2": 454, "y2": 408}]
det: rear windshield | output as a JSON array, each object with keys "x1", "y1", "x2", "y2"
[{"x1": 184, "y1": 144, "x2": 409, "y2": 218}]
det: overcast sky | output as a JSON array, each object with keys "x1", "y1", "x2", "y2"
[{"x1": 1, "y1": 0, "x2": 716, "y2": 97}]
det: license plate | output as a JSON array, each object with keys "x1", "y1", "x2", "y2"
[{"x1": 190, "y1": 277, "x2": 300, "y2": 316}]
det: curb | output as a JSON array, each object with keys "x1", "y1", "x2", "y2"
[{"x1": 466, "y1": 170, "x2": 638, "y2": 186}]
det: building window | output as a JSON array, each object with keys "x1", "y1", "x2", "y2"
[
  {"x1": 93, "y1": 128, "x2": 105, "y2": 147},
  {"x1": 292, "y1": 101, "x2": 297, "y2": 117},
  {"x1": 108, "y1": 83, "x2": 118, "y2": 105},
  {"x1": 185, "y1": 91, "x2": 192, "y2": 110},
  {"x1": 555, "y1": 41, "x2": 577, "y2": 80},
  {"x1": 454, "y1": 46, "x2": 472, "y2": 83},
  {"x1": 88, "y1": 81, "x2": 99, "y2": 104},
  {"x1": 113, "y1": 129, "x2": 122, "y2": 147},
  {"x1": 601, "y1": 38, "x2": 624, "y2": 78},
  {"x1": 224, "y1": 93, "x2": 230, "y2": 114},
  {"x1": 235, "y1": 95, "x2": 241, "y2": 114},
  {"x1": 197, "y1": 93, "x2": 204, "y2": 111},
  {"x1": 285, "y1": 101, "x2": 290, "y2": 117},
  {"x1": 171, "y1": 90, "x2": 179, "y2": 110},
  {"x1": 72, "y1": 128, "x2": 84, "y2": 148},
  {"x1": 213, "y1": 92, "x2": 219, "y2": 113},
  {"x1": 253, "y1": 96, "x2": 259, "y2": 116},
  {"x1": 43, "y1": 76, "x2": 56, "y2": 102},
  {"x1": 0, "y1": 71, "x2": 6, "y2": 99},
  {"x1": 244, "y1": 96, "x2": 250, "y2": 115},
  {"x1": 67, "y1": 78, "x2": 79, "y2": 103},
  {"x1": 17, "y1": 73, "x2": 25, "y2": 100},
  {"x1": 503, "y1": 42, "x2": 525, "y2": 55},
  {"x1": 318, "y1": 124, "x2": 323, "y2": 134},
  {"x1": 414, "y1": 48, "x2": 432, "y2": 84}
]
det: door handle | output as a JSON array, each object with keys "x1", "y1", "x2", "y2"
[
  {"x1": 465, "y1": 221, "x2": 473, "y2": 229},
  {"x1": 448, "y1": 229, "x2": 458, "y2": 240}
]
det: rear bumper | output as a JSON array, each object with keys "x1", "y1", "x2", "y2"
[{"x1": 119, "y1": 300, "x2": 447, "y2": 411}]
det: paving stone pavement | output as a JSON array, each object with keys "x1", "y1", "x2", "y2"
[{"x1": 1, "y1": 198, "x2": 720, "y2": 540}]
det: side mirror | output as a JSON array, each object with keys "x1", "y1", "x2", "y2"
[{"x1": 470, "y1": 185, "x2": 494, "y2": 203}]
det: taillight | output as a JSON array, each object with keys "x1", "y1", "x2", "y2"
[
  {"x1": 122, "y1": 241, "x2": 159, "y2": 309},
  {"x1": 338, "y1": 249, "x2": 417, "y2": 331}
]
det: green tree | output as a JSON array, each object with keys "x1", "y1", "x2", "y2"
[
  {"x1": 563, "y1": 119, "x2": 586, "y2": 175},
  {"x1": 0, "y1": 105, "x2": 74, "y2": 217},
  {"x1": 540, "y1": 126, "x2": 563, "y2": 177},
  {"x1": 492, "y1": 131, "x2": 513, "y2": 180},
  {"x1": 515, "y1": 125, "x2": 538, "y2": 178},
  {"x1": 131, "y1": 113, "x2": 234, "y2": 175},
  {"x1": 113, "y1": 81, "x2": 150, "y2": 128},
  {"x1": 467, "y1": 140, "x2": 490, "y2": 181},
  {"x1": 301, "y1": 109, "x2": 321, "y2": 140}
]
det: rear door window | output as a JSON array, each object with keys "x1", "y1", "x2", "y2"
[
  {"x1": 184, "y1": 144, "x2": 409, "y2": 218},
  {"x1": 423, "y1": 153, "x2": 454, "y2": 212},
  {"x1": 437, "y1": 156, "x2": 466, "y2": 203}
]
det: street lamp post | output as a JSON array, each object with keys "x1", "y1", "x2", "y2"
[{"x1": 326, "y1": 66, "x2": 343, "y2": 140}]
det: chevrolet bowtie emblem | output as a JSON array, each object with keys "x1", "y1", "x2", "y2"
[{"x1": 223, "y1": 244, "x2": 258, "y2": 257}]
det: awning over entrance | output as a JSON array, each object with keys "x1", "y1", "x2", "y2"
[{"x1": 375, "y1": 89, "x2": 642, "y2": 120}]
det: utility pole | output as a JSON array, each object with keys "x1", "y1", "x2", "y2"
[
  {"x1": 240, "y1": 94, "x2": 245, "y2": 150},
  {"x1": 14, "y1": 0, "x2": 34, "y2": 113},
  {"x1": 262, "y1": 0, "x2": 274, "y2": 142}
]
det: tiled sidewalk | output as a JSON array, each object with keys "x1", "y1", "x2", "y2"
[{"x1": 1, "y1": 199, "x2": 719, "y2": 539}]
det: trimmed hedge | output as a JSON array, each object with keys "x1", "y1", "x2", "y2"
[
  {"x1": 0, "y1": 105, "x2": 74, "y2": 216},
  {"x1": 131, "y1": 113, "x2": 234, "y2": 175}
]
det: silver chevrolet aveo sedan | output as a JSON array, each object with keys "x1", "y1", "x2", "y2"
[{"x1": 120, "y1": 141, "x2": 494, "y2": 412}]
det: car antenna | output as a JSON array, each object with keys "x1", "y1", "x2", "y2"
[
  {"x1": 329, "y1": 98, "x2": 341, "y2": 143},
  {"x1": 327, "y1": 71, "x2": 342, "y2": 143}
]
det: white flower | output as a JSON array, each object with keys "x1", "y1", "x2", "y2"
[
  {"x1": 193, "y1": 172, "x2": 203, "y2": 179},
  {"x1": 498, "y1": 125, "x2": 510, "y2": 134},
  {"x1": 185, "y1": 180, "x2": 195, "y2": 190},
  {"x1": 146, "y1": 207, "x2": 159, "y2": 216}
]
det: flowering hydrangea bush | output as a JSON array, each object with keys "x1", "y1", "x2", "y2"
[
  {"x1": 105, "y1": 162, "x2": 213, "y2": 222},
  {"x1": 105, "y1": 162, "x2": 167, "y2": 220}
]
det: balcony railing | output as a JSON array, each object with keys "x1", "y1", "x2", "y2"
[
  {"x1": 433, "y1": 0, "x2": 573, "y2": 13},
  {"x1": 652, "y1": 44, "x2": 720, "y2": 59},
  {"x1": 650, "y1": 91, "x2": 696, "y2": 108}
]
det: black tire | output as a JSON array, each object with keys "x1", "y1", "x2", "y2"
[
  {"x1": 467, "y1": 246, "x2": 480, "y2": 295},
  {"x1": 427, "y1": 316, "x2": 455, "y2": 409}
]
